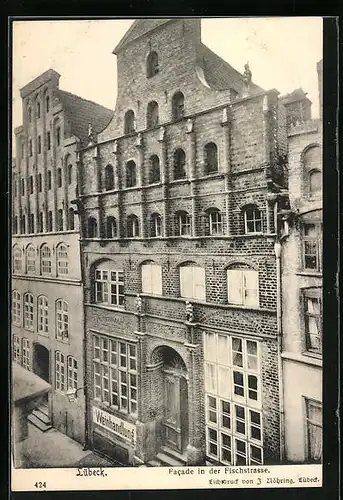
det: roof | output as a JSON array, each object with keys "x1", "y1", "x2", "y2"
[
  {"x1": 280, "y1": 88, "x2": 311, "y2": 105},
  {"x1": 20, "y1": 69, "x2": 61, "y2": 99},
  {"x1": 55, "y1": 89, "x2": 113, "y2": 146},
  {"x1": 199, "y1": 44, "x2": 262, "y2": 94},
  {"x1": 113, "y1": 19, "x2": 174, "y2": 54},
  {"x1": 12, "y1": 364, "x2": 51, "y2": 405}
]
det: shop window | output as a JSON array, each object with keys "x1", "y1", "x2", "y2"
[
  {"x1": 92, "y1": 334, "x2": 138, "y2": 415},
  {"x1": 37, "y1": 295, "x2": 49, "y2": 335},
  {"x1": 303, "y1": 289, "x2": 322, "y2": 355},
  {"x1": 94, "y1": 265, "x2": 124, "y2": 307},
  {"x1": 146, "y1": 51, "x2": 159, "y2": 78},
  {"x1": 126, "y1": 161, "x2": 137, "y2": 188},
  {"x1": 23, "y1": 293, "x2": 34, "y2": 331},
  {"x1": 172, "y1": 91, "x2": 185, "y2": 120},
  {"x1": 55, "y1": 351, "x2": 66, "y2": 391},
  {"x1": 302, "y1": 223, "x2": 322, "y2": 272},
  {"x1": 127, "y1": 214, "x2": 140, "y2": 238},
  {"x1": 41, "y1": 244, "x2": 52, "y2": 274},
  {"x1": 147, "y1": 101, "x2": 159, "y2": 128},
  {"x1": 227, "y1": 268, "x2": 259, "y2": 307},
  {"x1": 180, "y1": 264, "x2": 205, "y2": 301},
  {"x1": 149, "y1": 155, "x2": 160, "y2": 184},
  {"x1": 57, "y1": 244, "x2": 68, "y2": 275},
  {"x1": 204, "y1": 332, "x2": 262, "y2": 465},
  {"x1": 173, "y1": 148, "x2": 186, "y2": 180},
  {"x1": 150, "y1": 213, "x2": 162, "y2": 237},
  {"x1": 124, "y1": 110, "x2": 135, "y2": 134},
  {"x1": 12, "y1": 290, "x2": 21, "y2": 326},
  {"x1": 141, "y1": 263, "x2": 162, "y2": 295},
  {"x1": 104, "y1": 164, "x2": 115, "y2": 191},
  {"x1": 204, "y1": 142, "x2": 218, "y2": 174},
  {"x1": 304, "y1": 398, "x2": 322, "y2": 462},
  {"x1": 244, "y1": 206, "x2": 262, "y2": 234},
  {"x1": 26, "y1": 245, "x2": 36, "y2": 273},
  {"x1": 106, "y1": 216, "x2": 117, "y2": 238},
  {"x1": 56, "y1": 299, "x2": 69, "y2": 342}
]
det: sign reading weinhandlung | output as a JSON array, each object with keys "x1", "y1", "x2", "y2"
[{"x1": 92, "y1": 406, "x2": 136, "y2": 446}]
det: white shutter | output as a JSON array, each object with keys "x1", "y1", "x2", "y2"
[
  {"x1": 243, "y1": 270, "x2": 259, "y2": 307},
  {"x1": 204, "y1": 332, "x2": 216, "y2": 362},
  {"x1": 218, "y1": 366, "x2": 231, "y2": 399},
  {"x1": 193, "y1": 267, "x2": 205, "y2": 300},
  {"x1": 217, "y1": 334, "x2": 230, "y2": 366},
  {"x1": 141, "y1": 265, "x2": 152, "y2": 294},
  {"x1": 180, "y1": 266, "x2": 193, "y2": 298},
  {"x1": 227, "y1": 270, "x2": 243, "y2": 304},
  {"x1": 151, "y1": 264, "x2": 162, "y2": 295}
]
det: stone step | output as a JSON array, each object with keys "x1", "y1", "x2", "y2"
[
  {"x1": 160, "y1": 446, "x2": 187, "y2": 465},
  {"x1": 155, "y1": 451, "x2": 184, "y2": 467},
  {"x1": 37, "y1": 403, "x2": 49, "y2": 418},
  {"x1": 27, "y1": 413, "x2": 52, "y2": 432},
  {"x1": 32, "y1": 408, "x2": 51, "y2": 425},
  {"x1": 147, "y1": 459, "x2": 162, "y2": 467}
]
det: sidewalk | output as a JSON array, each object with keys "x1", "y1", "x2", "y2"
[{"x1": 14, "y1": 422, "x2": 115, "y2": 469}]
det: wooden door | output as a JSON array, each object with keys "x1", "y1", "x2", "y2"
[{"x1": 164, "y1": 373, "x2": 182, "y2": 451}]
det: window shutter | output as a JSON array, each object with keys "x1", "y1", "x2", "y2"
[
  {"x1": 180, "y1": 266, "x2": 192, "y2": 298},
  {"x1": 227, "y1": 270, "x2": 243, "y2": 304},
  {"x1": 193, "y1": 267, "x2": 206, "y2": 300},
  {"x1": 142, "y1": 265, "x2": 152, "y2": 294},
  {"x1": 151, "y1": 264, "x2": 162, "y2": 295},
  {"x1": 243, "y1": 270, "x2": 259, "y2": 307}
]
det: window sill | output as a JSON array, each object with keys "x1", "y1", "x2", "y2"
[
  {"x1": 87, "y1": 303, "x2": 126, "y2": 313},
  {"x1": 296, "y1": 271, "x2": 322, "y2": 278},
  {"x1": 281, "y1": 351, "x2": 322, "y2": 367},
  {"x1": 169, "y1": 178, "x2": 190, "y2": 185}
]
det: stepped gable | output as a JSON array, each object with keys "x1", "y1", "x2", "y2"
[{"x1": 55, "y1": 89, "x2": 113, "y2": 146}]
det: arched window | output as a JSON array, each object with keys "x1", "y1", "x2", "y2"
[
  {"x1": 149, "y1": 155, "x2": 160, "y2": 184},
  {"x1": 227, "y1": 267, "x2": 259, "y2": 307},
  {"x1": 57, "y1": 168, "x2": 62, "y2": 187},
  {"x1": 244, "y1": 206, "x2": 262, "y2": 234},
  {"x1": 174, "y1": 211, "x2": 191, "y2": 236},
  {"x1": 47, "y1": 211, "x2": 53, "y2": 232},
  {"x1": 127, "y1": 214, "x2": 140, "y2": 238},
  {"x1": 68, "y1": 165, "x2": 73, "y2": 185},
  {"x1": 56, "y1": 299, "x2": 69, "y2": 341},
  {"x1": 106, "y1": 216, "x2": 117, "y2": 238},
  {"x1": 12, "y1": 290, "x2": 21, "y2": 326},
  {"x1": 173, "y1": 148, "x2": 186, "y2": 180},
  {"x1": 94, "y1": 262, "x2": 125, "y2": 306},
  {"x1": 124, "y1": 110, "x2": 135, "y2": 134},
  {"x1": 126, "y1": 161, "x2": 137, "y2": 188},
  {"x1": 141, "y1": 262, "x2": 162, "y2": 295},
  {"x1": 26, "y1": 245, "x2": 36, "y2": 273},
  {"x1": 41, "y1": 244, "x2": 52, "y2": 274},
  {"x1": 179, "y1": 263, "x2": 206, "y2": 301},
  {"x1": 146, "y1": 51, "x2": 159, "y2": 78},
  {"x1": 46, "y1": 95, "x2": 50, "y2": 113},
  {"x1": 172, "y1": 91, "x2": 185, "y2": 120},
  {"x1": 37, "y1": 295, "x2": 49, "y2": 334},
  {"x1": 38, "y1": 212, "x2": 43, "y2": 233},
  {"x1": 150, "y1": 213, "x2": 162, "y2": 237},
  {"x1": 57, "y1": 244, "x2": 68, "y2": 275},
  {"x1": 68, "y1": 208, "x2": 75, "y2": 230},
  {"x1": 104, "y1": 164, "x2": 115, "y2": 191},
  {"x1": 13, "y1": 245, "x2": 22, "y2": 273},
  {"x1": 204, "y1": 142, "x2": 218, "y2": 174},
  {"x1": 57, "y1": 209, "x2": 64, "y2": 231},
  {"x1": 87, "y1": 217, "x2": 98, "y2": 238},
  {"x1": 309, "y1": 170, "x2": 322, "y2": 196},
  {"x1": 206, "y1": 208, "x2": 223, "y2": 235},
  {"x1": 23, "y1": 293, "x2": 34, "y2": 330},
  {"x1": 147, "y1": 101, "x2": 159, "y2": 128}
]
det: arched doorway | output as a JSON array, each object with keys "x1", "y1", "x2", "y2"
[
  {"x1": 151, "y1": 346, "x2": 189, "y2": 453},
  {"x1": 33, "y1": 343, "x2": 50, "y2": 383}
]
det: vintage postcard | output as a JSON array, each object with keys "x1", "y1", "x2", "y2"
[{"x1": 10, "y1": 16, "x2": 325, "y2": 492}]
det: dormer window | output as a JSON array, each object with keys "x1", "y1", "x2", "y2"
[{"x1": 146, "y1": 51, "x2": 159, "y2": 78}]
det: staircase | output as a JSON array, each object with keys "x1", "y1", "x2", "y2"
[
  {"x1": 27, "y1": 403, "x2": 52, "y2": 432},
  {"x1": 146, "y1": 446, "x2": 187, "y2": 467}
]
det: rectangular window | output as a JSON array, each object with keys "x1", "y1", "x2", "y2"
[
  {"x1": 303, "y1": 290, "x2": 322, "y2": 354},
  {"x1": 180, "y1": 266, "x2": 205, "y2": 301},
  {"x1": 141, "y1": 264, "x2": 162, "y2": 295},
  {"x1": 67, "y1": 357, "x2": 78, "y2": 390},
  {"x1": 305, "y1": 398, "x2": 322, "y2": 462},
  {"x1": 12, "y1": 291, "x2": 21, "y2": 325},
  {"x1": 204, "y1": 332, "x2": 262, "y2": 465},
  {"x1": 22, "y1": 338, "x2": 30, "y2": 370},
  {"x1": 95, "y1": 269, "x2": 124, "y2": 307},
  {"x1": 24, "y1": 294, "x2": 34, "y2": 330},
  {"x1": 227, "y1": 269, "x2": 259, "y2": 307},
  {"x1": 13, "y1": 335, "x2": 21, "y2": 363},
  {"x1": 303, "y1": 223, "x2": 322, "y2": 272},
  {"x1": 92, "y1": 334, "x2": 138, "y2": 416},
  {"x1": 38, "y1": 297, "x2": 49, "y2": 334},
  {"x1": 55, "y1": 351, "x2": 66, "y2": 391}
]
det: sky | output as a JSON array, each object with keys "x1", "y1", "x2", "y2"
[{"x1": 12, "y1": 17, "x2": 323, "y2": 143}]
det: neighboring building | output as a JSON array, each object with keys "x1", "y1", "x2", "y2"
[
  {"x1": 11, "y1": 69, "x2": 113, "y2": 446},
  {"x1": 78, "y1": 19, "x2": 289, "y2": 466},
  {"x1": 280, "y1": 61, "x2": 322, "y2": 463}
]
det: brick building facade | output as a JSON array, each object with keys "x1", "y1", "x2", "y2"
[
  {"x1": 77, "y1": 19, "x2": 289, "y2": 466},
  {"x1": 280, "y1": 61, "x2": 323, "y2": 463},
  {"x1": 11, "y1": 69, "x2": 112, "y2": 447}
]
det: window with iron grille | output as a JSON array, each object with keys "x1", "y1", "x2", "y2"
[
  {"x1": 38, "y1": 295, "x2": 49, "y2": 335},
  {"x1": 22, "y1": 338, "x2": 31, "y2": 370},
  {"x1": 55, "y1": 351, "x2": 66, "y2": 391},
  {"x1": 56, "y1": 299, "x2": 69, "y2": 342},
  {"x1": 302, "y1": 223, "x2": 322, "y2": 272},
  {"x1": 24, "y1": 293, "x2": 34, "y2": 331},
  {"x1": 204, "y1": 332, "x2": 262, "y2": 465},
  {"x1": 95, "y1": 269, "x2": 124, "y2": 307},
  {"x1": 57, "y1": 244, "x2": 68, "y2": 275},
  {"x1": 41, "y1": 245, "x2": 52, "y2": 274},
  {"x1": 12, "y1": 291, "x2": 21, "y2": 326},
  {"x1": 67, "y1": 356, "x2": 78, "y2": 390},
  {"x1": 93, "y1": 334, "x2": 138, "y2": 416},
  {"x1": 303, "y1": 289, "x2": 322, "y2": 354}
]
